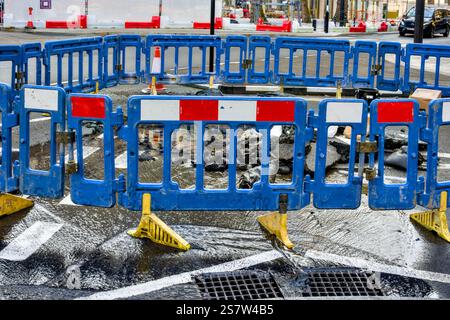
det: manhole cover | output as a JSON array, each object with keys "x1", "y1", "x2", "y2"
[
  {"x1": 193, "y1": 271, "x2": 284, "y2": 300},
  {"x1": 296, "y1": 268, "x2": 385, "y2": 297}
]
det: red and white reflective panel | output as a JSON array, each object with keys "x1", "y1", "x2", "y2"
[
  {"x1": 140, "y1": 100, "x2": 295, "y2": 122},
  {"x1": 377, "y1": 101, "x2": 414, "y2": 123},
  {"x1": 24, "y1": 88, "x2": 59, "y2": 111},
  {"x1": 71, "y1": 96, "x2": 106, "y2": 119},
  {"x1": 326, "y1": 102, "x2": 363, "y2": 123},
  {"x1": 442, "y1": 102, "x2": 450, "y2": 122}
]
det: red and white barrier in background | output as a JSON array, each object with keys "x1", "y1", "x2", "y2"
[
  {"x1": 125, "y1": 16, "x2": 161, "y2": 29},
  {"x1": 193, "y1": 17, "x2": 223, "y2": 30},
  {"x1": 46, "y1": 15, "x2": 87, "y2": 29}
]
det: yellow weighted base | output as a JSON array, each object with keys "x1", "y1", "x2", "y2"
[
  {"x1": 128, "y1": 194, "x2": 191, "y2": 251},
  {"x1": 411, "y1": 191, "x2": 450, "y2": 243},
  {"x1": 257, "y1": 212, "x2": 294, "y2": 249},
  {"x1": 0, "y1": 193, "x2": 34, "y2": 217}
]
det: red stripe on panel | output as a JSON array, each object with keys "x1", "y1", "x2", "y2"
[
  {"x1": 179, "y1": 100, "x2": 219, "y2": 121},
  {"x1": 71, "y1": 96, "x2": 106, "y2": 119},
  {"x1": 377, "y1": 101, "x2": 414, "y2": 123},
  {"x1": 256, "y1": 101, "x2": 295, "y2": 122}
]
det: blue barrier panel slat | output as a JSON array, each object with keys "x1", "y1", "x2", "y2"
[
  {"x1": 19, "y1": 85, "x2": 66, "y2": 198},
  {"x1": 377, "y1": 42, "x2": 402, "y2": 92},
  {"x1": 419, "y1": 98, "x2": 450, "y2": 208},
  {"x1": 309, "y1": 99, "x2": 369, "y2": 209},
  {"x1": 0, "y1": 83, "x2": 19, "y2": 192},
  {"x1": 103, "y1": 35, "x2": 120, "y2": 88},
  {"x1": 247, "y1": 36, "x2": 272, "y2": 84},
  {"x1": 351, "y1": 41, "x2": 377, "y2": 88},
  {"x1": 145, "y1": 35, "x2": 222, "y2": 84},
  {"x1": 44, "y1": 37, "x2": 103, "y2": 93},
  {"x1": 0, "y1": 45, "x2": 22, "y2": 96},
  {"x1": 119, "y1": 35, "x2": 142, "y2": 85},
  {"x1": 68, "y1": 94, "x2": 122, "y2": 208},
  {"x1": 222, "y1": 36, "x2": 247, "y2": 84},
  {"x1": 119, "y1": 96, "x2": 309, "y2": 212},
  {"x1": 22, "y1": 43, "x2": 42, "y2": 86},
  {"x1": 272, "y1": 37, "x2": 351, "y2": 87},
  {"x1": 368, "y1": 99, "x2": 424, "y2": 210},
  {"x1": 403, "y1": 43, "x2": 450, "y2": 96}
]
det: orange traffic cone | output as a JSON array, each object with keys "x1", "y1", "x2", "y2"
[
  {"x1": 25, "y1": 7, "x2": 36, "y2": 29},
  {"x1": 142, "y1": 47, "x2": 166, "y2": 95}
]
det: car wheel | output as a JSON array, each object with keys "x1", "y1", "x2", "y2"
[
  {"x1": 430, "y1": 26, "x2": 435, "y2": 38},
  {"x1": 444, "y1": 26, "x2": 450, "y2": 37},
  {"x1": 399, "y1": 31, "x2": 406, "y2": 37}
]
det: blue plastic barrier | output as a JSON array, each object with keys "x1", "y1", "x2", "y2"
[
  {"x1": 222, "y1": 36, "x2": 248, "y2": 84},
  {"x1": 419, "y1": 98, "x2": 450, "y2": 208},
  {"x1": 119, "y1": 35, "x2": 142, "y2": 84},
  {"x1": 247, "y1": 36, "x2": 272, "y2": 84},
  {"x1": 403, "y1": 43, "x2": 450, "y2": 96},
  {"x1": 0, "y1": 83, "x2": 19, "y2": 192},
  {"x1": 145, "y1": 35, "x2": 222, "y2": 84},
  {"x1": 19, "y1": 85, "x2": 66, "y2": 198},
  {"x1": 351, "y1": 41, "x2": 377, "y2": 88},
  {"x1": 377, "y1": 42, "x2": 402, "y2": 92},
  {"x1": 0, "y1": 45, "x2": 22, "y2": 96},
  {"x1": 103, "y1": 35, "x2": 121, "y2": 88},
  {"x1": 305, "y1": 99, "x2": 369, "y2": 209},
  {"x1": 43, "y1": 37, "x2": 103, "y2": 93},
  {"x1": 118, "y1": 96, "x2": 309, "y2": 211},
  {"x1": 368, "y1": 99, "x2": 425, "y2": 210},
  {"x1": 68, "y1": 94, "x2": 124, "y2": 207},
  {"x1": 22, "y1": 43, "x2": 42, "y2": 86},
  {"x1": 272, "y1": 37, "x2": 351, "y2": 87}
]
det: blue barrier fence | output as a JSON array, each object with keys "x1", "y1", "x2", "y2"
[
  {"x1": 0, "y1": 34, "x2": 449, "y2": 96},
  {"x1": 0, "y1": 83, "x2": 449, "y2": 212}
]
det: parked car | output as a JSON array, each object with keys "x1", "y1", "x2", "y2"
[{"x1": 399, "y1": 6, "x2": 450, "y2": 37}]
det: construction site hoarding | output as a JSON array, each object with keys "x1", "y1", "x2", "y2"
[
  {"x1": 88, "y1": 0, "x2": 160, "y2": 27},
  {"x1": 4, "y1": 0, "x2": 85, "y2": 28}
]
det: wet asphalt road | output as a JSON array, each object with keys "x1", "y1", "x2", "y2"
[{"x1": 0, "y1": 31, "x2": 449, "y2": 300}]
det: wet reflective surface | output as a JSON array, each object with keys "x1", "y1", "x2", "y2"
[{"x1": 0, "y1": 85, "x2": 449, "y2": 300}]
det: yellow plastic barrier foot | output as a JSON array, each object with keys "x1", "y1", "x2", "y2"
[
  {"x1": 258, "y1": 212, "x2": 294, "y2": 249},
  {"x1": 128, "y1": 194, "x2": 191, "y2": 251},
  {"x1": 411, "y1": 191, "x2": 450, "y2": 243},
  {"x1": 0, "y1": 193, "x2": 34, "y2": 217},
  {"x1": 257, "y1": 195, "x2": 294, "y2": 249}
]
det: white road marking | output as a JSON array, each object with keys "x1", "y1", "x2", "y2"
[
  {"x1": 77, "y1": 250, "x2": 283, "y2": 300},
  {"x1": 114, "y1": 151, "x2": 128, "y2": 169},
  {"x1": 438, "y1": 153, "x2": 450, "y2": 159},
  {"x1": 0, "y1": 221, "x2": 63, "y2": 262},
  {"x1": 438, "y1": 163, "x2": 450, "y2": 170},
  {"x1": 305, "y1": 250, "x2": 450, "y2": 284},
  {"x1": 64, "y1": 146, "x2": 100, "y2": 164},
  {"x1": 115, "y1": 150, "x2": 145, "y2": 169}
]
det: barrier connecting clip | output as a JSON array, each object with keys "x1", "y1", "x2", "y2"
[
  {"x1": 0, "y1": 193, "x2": 34, "y2": 217},
  {"x1": 257, "y1": 194, "x2": 294, "y2": 249},
  {"x1": 128, "y1": 194, "x2": 191, "y2": 251},
  {"x1": 410, "y1": 191, "x2": 450, "y2": 243}
]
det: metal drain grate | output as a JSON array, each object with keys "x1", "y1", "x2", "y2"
[
  {"x1": 296, "y1": 268, "x2": 385, "y2": 297},
  {"x1": 193, "y1": 271, "x2": 284, "y2": 300}
]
